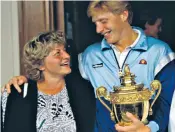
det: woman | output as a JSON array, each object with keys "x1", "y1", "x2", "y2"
[{"x1": 1, "y1": 31, "x2": 95, "y2": 132}]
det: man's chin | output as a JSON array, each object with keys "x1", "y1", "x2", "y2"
[
  {"x1": 106, "y1": 39, "x2": 114, "y2": 45},
  {"x1": 64, "y1": 69, "x2": 72, "y2": 76}
]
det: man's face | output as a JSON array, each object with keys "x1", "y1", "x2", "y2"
[
  {"x1": 145, "y1": 18, "x2": 162, "y2": 38},
  {"x1": 92, "y1": 12, "x2": 126, "y2": 45}
]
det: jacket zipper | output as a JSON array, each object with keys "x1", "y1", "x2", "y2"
[{"x1": 111, "y1": 48, "x2": 132, "y2": 76}]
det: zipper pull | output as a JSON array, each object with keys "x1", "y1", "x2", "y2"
[{"x1": 118, "y1": 68, "x2": 122, "y2": 77}]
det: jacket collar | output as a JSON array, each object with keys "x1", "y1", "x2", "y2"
[{"x1": 101, "y1": 26, "x2": 148, "y2": 51}]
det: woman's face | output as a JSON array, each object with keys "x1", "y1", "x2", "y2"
[{"x1": 41, "y1": 44, "x2": 71, "y2": 78}]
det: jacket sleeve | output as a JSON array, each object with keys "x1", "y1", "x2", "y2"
[
  {"x1": 169, "y1": 90, "x2": 175, "y2": 132},
  {"x1": 149, "y1": 59, "x2": 175, "y2": 132}
]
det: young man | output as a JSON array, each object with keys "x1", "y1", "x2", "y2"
[
  {"x1": 79, "y1": 1, "x2": 175, "y2": 132},
  {"x1": 2, "y1": 1, "x2": 175, "y2": 132}
]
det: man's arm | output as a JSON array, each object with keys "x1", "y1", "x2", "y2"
[
  {"x1": 169, "y1": 90, "x2": 175, "y2": 132},
  {"x1": 1, "y1": 76, "x2": 27, "y2": 93},
  {"x1": 150, "y1": 59, "x2": 175, "y2": 131}
]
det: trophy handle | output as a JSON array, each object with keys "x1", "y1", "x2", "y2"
[
  {"x1": 141, "y1": 101, "x2": 149, "y2": 124},
  {"x1": 149, "y1": 80, "x2": 162, "y2": 115},
  {"x1": 113, "y1": 104, "x2": 120, "y2": 122},
  {"x1": 96, "y1": 87, "x2": 115, "y2": 121}
]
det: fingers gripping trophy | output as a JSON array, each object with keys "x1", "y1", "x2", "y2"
[{"x1": 96, "y1": 64, "x2": 162, "y2": 126}]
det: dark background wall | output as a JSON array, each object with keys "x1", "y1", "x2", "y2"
[
  {"x1": 64, "y1": 1, "x2": 175, "y2": 54},
  {"x1": 131, "y1": 1, "x2": 175, "y2": 51}
]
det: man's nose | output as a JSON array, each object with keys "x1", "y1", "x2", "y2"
[{"x1": 96, "y1": 23, "x2": 104, "y2": 34}]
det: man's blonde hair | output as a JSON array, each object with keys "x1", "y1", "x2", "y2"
[{"x1": 87, "y1": 1, "x2": 133, "y2": 24}]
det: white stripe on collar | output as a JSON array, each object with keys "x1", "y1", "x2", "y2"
[
  {"x1": 154, "y1": 52, "x2": 175, "y2": 76},
  {"x1": 23, "y1": 83, "x2": 28, "y2": 98}
]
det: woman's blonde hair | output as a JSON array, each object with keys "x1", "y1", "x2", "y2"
[
  {"x1": 23, "y1": 31, "x2": 66, "y2": 81},
  {"x1": 87, "y1": 1, "x2": 133, "y2": 24}
]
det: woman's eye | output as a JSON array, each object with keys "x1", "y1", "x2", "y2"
[{"x1": 54, "y1": 52, "x2": 60, "y2": 56}]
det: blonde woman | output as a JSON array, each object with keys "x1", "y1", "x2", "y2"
[{"x1": 1, "y1": 31, "x2": 95, "y2": 132}]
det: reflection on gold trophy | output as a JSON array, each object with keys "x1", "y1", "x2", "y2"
[{"x1": 96, "y1": 64, "x2": 161, "y2": 126}]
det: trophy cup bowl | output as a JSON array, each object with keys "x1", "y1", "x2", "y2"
[{"x1": 96, "y1": 64, "x2": 161, "y2": 126}]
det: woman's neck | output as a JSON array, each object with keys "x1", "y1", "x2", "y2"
[{"x1": 37, "y1": 77, "x2": 65, "y2": 95}]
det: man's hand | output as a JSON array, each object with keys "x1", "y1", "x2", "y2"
[
  {"x1": 1, "y1": 76, "x2": 27, "y2": 93},
  {"x1": 115, "y1": 112, "x2": 151, "y2": 132}
]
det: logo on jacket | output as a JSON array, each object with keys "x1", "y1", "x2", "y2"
[
  {"x1": 92, "y1": 63, "x2": 103, "y2": 68},
  {"x1": 139, "y1": 59, "x2": 147, "y2": 64}
]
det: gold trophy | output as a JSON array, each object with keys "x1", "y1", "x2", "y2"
[{"x1": 96, "y1": 64, "x2": 161, "y2": 126}]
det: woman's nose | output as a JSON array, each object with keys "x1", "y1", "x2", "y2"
[{"x1": 63, "y1": 51, "x2": 70, "y2": 59}]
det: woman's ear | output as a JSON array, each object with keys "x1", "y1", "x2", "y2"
[
  {"x1": 39, "y1": 60, "x2": 45, "y2": 71},
  {"x1": 39, "y1": 65, "x2": 45, "y2": 71}
]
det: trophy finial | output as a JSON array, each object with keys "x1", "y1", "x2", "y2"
[
  {"x1": 120, "y1": 64, "x2": 136, "y2": 86},
  {"x1": 124, "y1": 64, "x2": 131, "y2": 76}
]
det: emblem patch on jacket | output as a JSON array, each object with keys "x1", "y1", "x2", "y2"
[
  {"x1": 92, "y1": 63, "x2": 103, "y2": 68},
  {"x1": 139, "y1": 59, "x2": 147, "y2": 64}
]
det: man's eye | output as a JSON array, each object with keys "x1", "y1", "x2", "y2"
[
  {"x1": 101, "y1": 20, "x2": 107, "y2": 24},
  {"x1": 101, "y1": 21, "x2": 107, "y2": 24}
]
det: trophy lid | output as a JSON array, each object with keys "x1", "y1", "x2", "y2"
[
  {"x1": 114, "y1": 64, "x2": 143, "y2": 91},
  {"x1": 111, "y1": 64, "x2": 153, "y2": 104}
]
